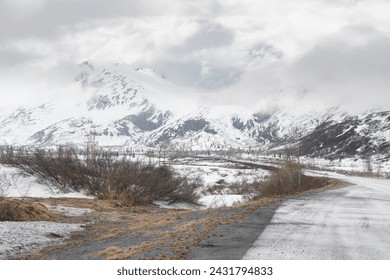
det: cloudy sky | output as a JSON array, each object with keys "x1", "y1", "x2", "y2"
[{"x1": 1, "y1": 0, "x2": 390, "y2": 112}]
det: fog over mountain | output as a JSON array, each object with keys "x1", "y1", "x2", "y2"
[
  {"x1": 1, "y1": 0, "x2": 390, "y2": 113},
  {"x1": 0, "y1": 62, "x2": 389, "y2": 160},
  {"x1": 1, "y1": 0, "x2": 390, "y2": 158}
]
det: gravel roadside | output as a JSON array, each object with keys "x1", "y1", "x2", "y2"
[{"x1": 15, "y1": 197, "x2": 281, "y2": 260}]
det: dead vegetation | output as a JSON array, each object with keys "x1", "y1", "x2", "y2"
[
  {"x1": 0, "y1": 146, "x2": 200, "y2": 206},
  {"x1": 203, "y1": 180, "x2": 263, "y2": 198},
  {"x1": 204, "y1": 156, "x2": 332, "y2": 199},
  {"x1": 0, "y1": 199, "x2": 60, "y2": 221},
  {"x1": 98, "y1": 240, "x2": 165, "y2": 260},
  {"x1": 25, "y1": 198, "x2": 265, "y2": 260},
  {"x1": 259, "y1": 159, "x2": 306, "y2": 197},
  {"x1": 0, "y1": 170, "x2": 61, "y2": 222}
]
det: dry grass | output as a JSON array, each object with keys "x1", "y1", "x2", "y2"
[
  {"x1": 15, "y1": 192, "x2": 303, "y2": 260},
  {"x1": 29, "y1": 197, "x2": 150, "y2": 213},
  {"x1": 98, "y1": 240, "x2": 165, "y2": 260},
  {"x1": 0, "y1": 198, "x2": 61, "y2": 221}
]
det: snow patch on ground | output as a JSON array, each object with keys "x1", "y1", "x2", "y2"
[
  {"x1": 169, "y1": 158, "x2": 268, "y2": 208},
  {"x1": 172, "y1": 163, "x2": 267, "y2": 186},
  {"x1": 171, "y1": 158, "x2": 268, "y2": 185},
  {"x1": 44, "y1": 204, "x2": 93, "y2": 217},
  {"x1": 1, "y1": 166, "x2": 93, "y2": 199},
  {"x1": 237, "y1": 154, "x2": 390, "y2": 176},
  {"x1": 199, "y1": 194, "x2": 248, "y2": 208},
  {"x1": 0, "y1": 221, "x2": 83, "y2": 260}
]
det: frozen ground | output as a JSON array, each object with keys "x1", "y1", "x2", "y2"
[
  {"x1": 302, "y1": 156, "x2": 390, "y2": 175},
  {"x1": 237, "y1": 153, "x2": 390, "y2": 176},
  {"x1": 43, "y1": 204, "x2": 94, "y2": 217},
  {"x1": 0, "y1": 222, "x2": 83, "y2": 260},
  {"x1": 170, "y1": 158, "x2": 269, "y2": 208},
  {"x1": 0, "y1": 165, "x2": 91, "y2": 260},
  {"x1": 172, "y1": 161, "x2": 268, "y2": 186},
  {"x1": 153, "y1": 158, "x2": 269, "y2": 209},
  {"x1": 243, "y1": 172, "x2": 390, "y2": 259},
  {"x1": 1, "y1": 166, "x2": 92, "y2": 199}
]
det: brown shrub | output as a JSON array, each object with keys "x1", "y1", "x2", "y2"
[
  {"x1": 258, "y1": 160, "x2": 332, "y2": 198},
  {"x1": 0, "y1": 199, "x2": 59, "y2": 221},
  {"x1": 0, "y1": 146, "x2": 200, "y2": 206},
  {"x1": 258, "y1": 156, "x2": 302, "y2": 197}
]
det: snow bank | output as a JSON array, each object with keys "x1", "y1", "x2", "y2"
[
  {"x1": 1, "y1": 166, "x2": 93, "y2": 199},
  {"x1": 0, "y1": 221, "x2": 83, "y2": 260}
]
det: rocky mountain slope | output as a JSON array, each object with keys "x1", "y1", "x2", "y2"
[{"x1": 1, "y1": 62, "x2": 389, "y2": 159}]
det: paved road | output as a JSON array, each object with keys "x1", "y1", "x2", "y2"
[{"x1": 243, "y1": 172, "x2": 390, "y2": 259}]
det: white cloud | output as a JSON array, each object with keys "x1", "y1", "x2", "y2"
[
  {"x1": 4, "y1": 0, "x2": 46, "y2": 16},
  {"x1": 1, "y1": 0, "x2": 390, "y2": 112},
  {"x1": 288, "y1": 25, "x2": 390, "y2": 111}
]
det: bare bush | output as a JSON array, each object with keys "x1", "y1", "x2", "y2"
[
  {"x1": 260, "y1": 158, "x2": 302, "y2": 197},
  {"x1": 258, "y1": 157, "x2": 332, "y2": 198},
  {"x1": 0, "y1": 172, "x2": 18, "y2": 199},
  {"x1": 228, "y1": 181, "x2": 262, "y2": 196},
  {"x1": 0, "y1": 175, "x2": 9, "y2": 198},
  {"x1": 204, "y1": 180, "x2": 262, "y2": 197},
  {"x1": 0, "y1": 146, "x2": 200, "y2": 206}
]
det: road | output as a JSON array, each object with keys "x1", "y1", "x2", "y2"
[{"x1": 243, "y1": 172, "x2": 390, "y2": 259}]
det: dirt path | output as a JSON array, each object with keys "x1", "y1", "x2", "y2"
[{"x1": 15, "y1": 197, "x2": 281, "y2": 260}]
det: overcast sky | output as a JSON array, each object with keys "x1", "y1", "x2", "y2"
[{"x1": 1, "y1": 0, "x2": 390, "y2": 112}]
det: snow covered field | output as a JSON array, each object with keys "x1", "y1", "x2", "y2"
[
  {"x1": 0, "y1": 222, "x2": 83, "y2": 260},
  {"x1": 237, "y1": 153, "x2": 390, "y2": 176},
  {"x1": 170, "y1": 158, "x2": 269, "y2": 208},
  {"x1": 126, "y1": 156, "x2": 270, "y2": 207},
  {"x1": 171, "y1": 158, "x2": 268, "y2": 186},
  {"x1": 301, "y1": 156, "x2": 390, "y2": 176}
]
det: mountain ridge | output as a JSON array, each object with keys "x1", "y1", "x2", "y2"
[{"x1": 1, "y1": 63, "x2": 389, "y2": 160}]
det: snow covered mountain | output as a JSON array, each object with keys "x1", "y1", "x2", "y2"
[{"x1": 1, "y1": 62, "x2": 390, "y2": 159}]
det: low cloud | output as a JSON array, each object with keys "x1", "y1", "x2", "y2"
[
  {"x1": 1, "y1": 0, "x2": 390, "y2": 113},
  {"x1": 289, "y1": 26, "x2": 390, "y2": 111},
  {"x1": 175, "y1": 20, "x2": 234, "y2": 52}
]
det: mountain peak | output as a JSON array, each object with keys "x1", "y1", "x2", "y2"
[{"x1": 1, "y1": 62, "x2": 390, "y2": 159}]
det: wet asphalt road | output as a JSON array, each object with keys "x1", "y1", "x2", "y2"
[{"x1": 243, "y1": 174, "x2": 390, "y2": 259}]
